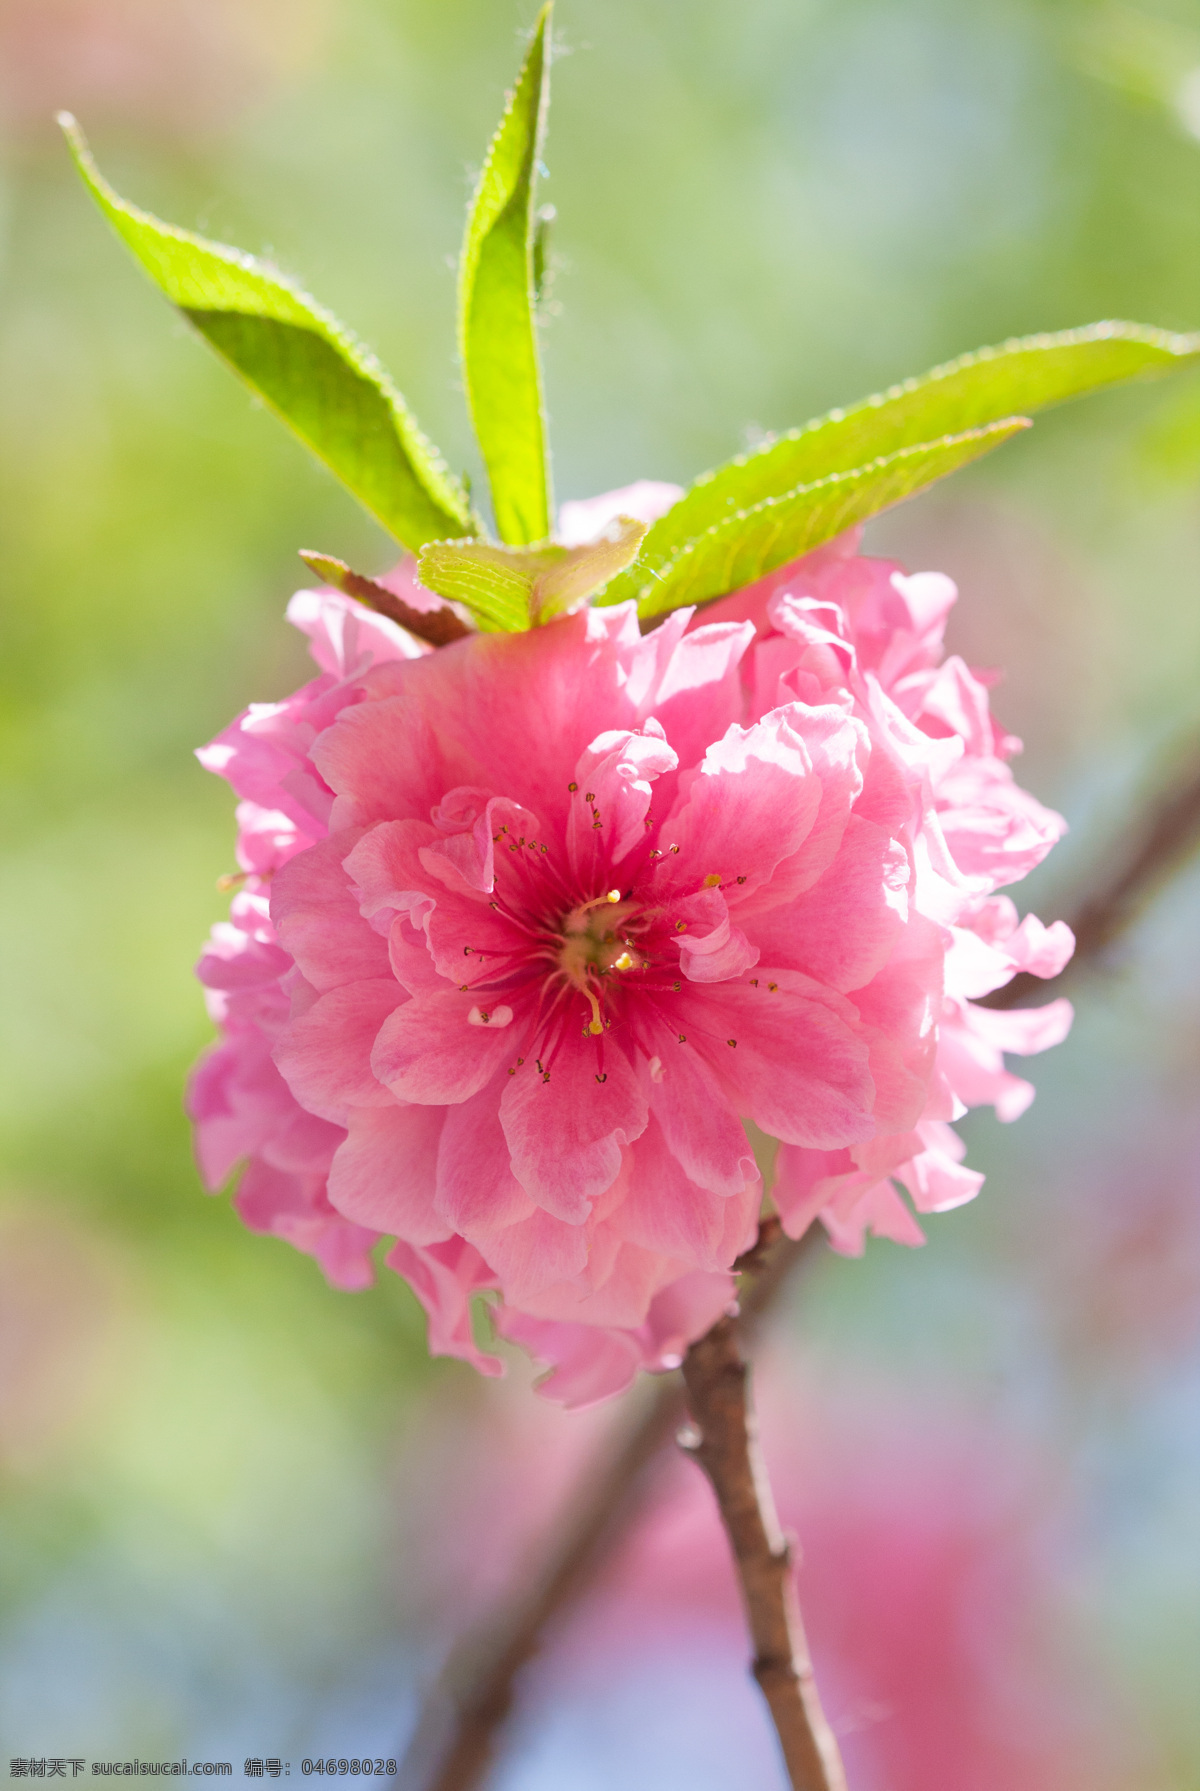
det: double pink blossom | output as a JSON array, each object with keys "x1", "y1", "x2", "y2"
[{"x1": 188, "y1": 485, "x2": 1073, "y2": 1404}]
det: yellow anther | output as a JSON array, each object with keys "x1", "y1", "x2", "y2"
[
  {"x1": 702, "y1": 872, "x2": 721, "y2": 888},
  {"x1": 606, "y1": 888, "x2": 621, "y2": 903},
  {"x1": 612, "y1": 951, "x2": 635, "y2": 972}
]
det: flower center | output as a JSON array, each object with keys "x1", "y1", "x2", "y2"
[{"x1": 555, "y1": 888, "x2": 643, "y2": 1034}]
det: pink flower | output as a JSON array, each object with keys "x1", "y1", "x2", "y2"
[
  {"x1": 700, "y1": 531, "x2": 1074, "y2": 1254},
  {"x1": 188, "y1": 494, "x2": 1072, "y2": 1402}
]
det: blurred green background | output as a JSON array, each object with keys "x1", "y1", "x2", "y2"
[{"x1": 2, "y1": 0, "x2": 1200, "y2": 1783}]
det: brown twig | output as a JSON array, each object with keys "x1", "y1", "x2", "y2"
[
  {"x1": 681, "y1": 1299, "x2": 846, "y2": 1791},
  {"x1": 398, "y1": 1225, "x2": 818, "y2": 1791},
  {"x1": 985, "y1": 732, "x2": 1200, "y2": 1009},
  {"x1": 298, "y1": 550, "x2": 471, "y2": 648}
]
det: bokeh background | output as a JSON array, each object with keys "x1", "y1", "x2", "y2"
[{"x1": 3, "y1": 0, "x2": 1200, "y2": 1784}]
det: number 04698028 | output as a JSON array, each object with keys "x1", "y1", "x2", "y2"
[{"x1": 300, "y1": 1764, "x2": 396, "y2": 1778}]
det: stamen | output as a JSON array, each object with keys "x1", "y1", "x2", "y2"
[
  {"x1": 570, "y1": 889, "x2": 624, "y2": 922},
  {"x1": 703, "y1": 872, "x2": 721, "y2": 888}
]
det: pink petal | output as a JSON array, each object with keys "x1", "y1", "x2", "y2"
[
  {"x1": 471, "y1": 1208, "x2": 591, "y2": 1307},
  {"x1": 678, "y1": 974, "x2": 875, "y2": 1149},
  {"x1": 643, "y1": 1025, "x2": 758, "y2": 1197},
  {"x1": 434, "y1": 1082, "x2": 538, "y2": 1239},
  {"x1": 195, "y1": 923, "x2": 293, "y2": 991},
  {"x1": 286, "y1": 585, "x2": 429, "y2": 674},
  {"x1": 495, "y1": 1310, "x2": 643, "y2": 1408},
  {"x1": 327, "y1": 1104, "x2": 451, "y2": 1244},
  {"x1": 646, "y1": 621, "x2": 756, "y2": 770},
  {"x1": 752, "y1": 816, "x2": 909, "y2": 992},
  {"x1": 964, "y1": 997, "x2": 1074, "y2": 1057},
  {"x1": 641, "y1": 1269, "x2": 738, "y2": 1363},
  {"x1": 342, "y1": 818, "x2": 439, "y2": 923},
  {"x1": 273, "y1": 978, "x2": 402, "y2": 1124},
  {"x1": 567, "y1": 728, "x2": 678, "y2": 875},
  {"x1": 656, "y1": 709, "x2": 823, "y2": 903},
  {"x1": 234, "y1": 1157, "x2": 379, "y2": 1290},
  {"x1": 556, "y1": 480, "x2": 684, "y2": 545},
  {"x1": 610, "y1": 1117, "x2": 759, "y2": 1272},
  {"x1": 500, "y1": 1033, "x2": 649, "y2": 1221},
  {"x1": 897, "y1": 1139, "x2": 984, "y2": 1214},
  {"x1": 386, "y1": 1237, "x2": 502, "y2": 1376},
  {"x1": 677, "y1": 904, "x2": 760, "y2": 984},
  {"x1": 271, "y1": 831, "x2": 391, "y2": 991},
  {"x1": 371, "y1": 988, "x2": 522, "y2": 1104}
]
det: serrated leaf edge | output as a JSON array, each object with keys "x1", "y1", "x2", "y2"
[
  {"x1": 455, "y1": 8, "x2": 553, "y2": 545},
  {"x1": 683, "y1": 321, "x2": 1200, "y2": 496},
  {"x1": 625, "y1": 420, "x2": 1030, "y2": 611}
]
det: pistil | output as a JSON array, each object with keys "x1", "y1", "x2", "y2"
[{"x1": 555, "y1": 888, "x2": 644, "y2": 1035}]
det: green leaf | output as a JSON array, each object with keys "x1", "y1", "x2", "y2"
[
  {"x1": 419, "y1": 516, "x2": 645, "y2": 632},
  {"x1": 418, "y1": 542, "x2": 548, "y2": 632},
  {"x1": 458, "y1": 7, "x2": 553, "y2": 546},
  {"x1": 60, "y1": 112, "x2": 472, "y2": 552},
  {"x1": 629, "y1": 422, "x2": 1029, "y2": 622},
  {"x1": 297, "y1": 551, "x2": 470, "y2": 648},
  {"x1": 603, "y1": 321, "x2": 1200, "y2": 608}
]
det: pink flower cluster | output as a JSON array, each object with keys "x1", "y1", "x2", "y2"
[{"x1": 188, "y1": 484, "x2": 1072, "y2": 1405}]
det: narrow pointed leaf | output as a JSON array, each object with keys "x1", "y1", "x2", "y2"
[
  {"x1": 61, "y1": 113, "x2": 472, "y2": 551},
  {"x1": 419, "y1": 517, "x2": 644, "y2": 632},
  {"x1": 628, "y1": 421, "x2": 1029, "y2": 622},
  {"x1": 298, "y1": 551, "x2": 470, "y2": 647},
  {"x1": 458, "y1": 7, "x2": 553, "y2": 545},
  {"x1": 603, "y1": 321, "x2": 1200, "y2": 607}
]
